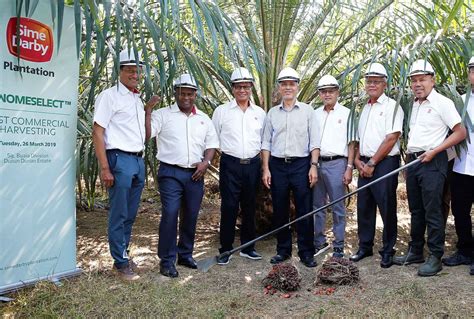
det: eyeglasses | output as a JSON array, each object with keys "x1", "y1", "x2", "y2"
[
  {"x1": 319, "y1": 89, "x2": 338, "y2": 95},
  {"x1": 365, "y1": 80, "x2": 385, "y2": 85},
  {"x1": 234, "y1": 85, "x2": 252, "y2": 91}
]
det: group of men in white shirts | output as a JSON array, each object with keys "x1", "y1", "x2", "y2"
[{"x1": 93, "y1": 49, "x2": 473, "y2": 281}]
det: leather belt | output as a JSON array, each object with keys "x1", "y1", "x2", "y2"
[
  {"x1": 222, "y1": 152, "x2": 259, "y2": 165},
  {"x1": 408, "y1": 151, "x2": 425, "y2": 159},
  {"x1": 160, "y1": 162, "x2": 195, "y2": 172},
  {"x1": 108, "y1": 149, "x2": 143, "y2": 157},
  {"x1": 272, "y1": 156, "x2": 301, "y2": 163},
  {"x1": 319, "y1": 155, "x2": 345, "y2": 162}
]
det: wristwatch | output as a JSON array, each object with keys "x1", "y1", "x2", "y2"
[
  {"x1": 366, "y1": 159, "x2": 376, "y2": 167},
  {"x1": 311, "y1": 162, "x2": 319, "y2": 168}
]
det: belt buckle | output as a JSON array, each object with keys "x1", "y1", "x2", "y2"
[
  {"x1": 240, "y1": 158, "x2": 251, "y2": 164},
  {"x1": 284, "y1": 157, "x2": 293, "y2": 163}
]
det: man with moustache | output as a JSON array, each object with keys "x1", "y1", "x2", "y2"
[
  {"x1": 146, "y1": 73, "x2": 219, "y2": 278},
  {"x1": 212, "y1": 67, "x2": 266, "y2": 265},
  {"x1": 261, "y1": 67, "x2": 318, "y2": 268},
  {"x1": 442, "y1": 56, "x2": 474, "y2": 275},
  {"x1": 350, "y1": 63, "x2": 404, "y2": 268},
  {"x1": 394, "y1": 60, "x2": 467, "y2": 276},
  {"x1": 93, "y1": 49, "x2": 159, "y2": 281},
  {"x1": 312, "y1": 75, "x2": 355, "y2": 258}
]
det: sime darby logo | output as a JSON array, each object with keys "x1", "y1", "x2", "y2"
[{"x1": 6, "y1": 17, "x2": 53, "y2": 63}]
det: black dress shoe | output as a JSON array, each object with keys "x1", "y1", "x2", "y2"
[
  {"x1": 300, "y1": 256, "x2": 317, "y2": 268},
  {"x1": 349, "y1": 250, "x2": 373, "y2": 262},
  {"x1": 160, "y1": 265, "x2": 179, "y2": 278},
  {"x1": 380, "y1": 254, "x2": 393, "y2": 268},
  {"x1": 270, "y1": 254, "x2": 290, "y2": 264},
  {"x1": 177, "y1": 257, "x2": 198, "y2": 269}
]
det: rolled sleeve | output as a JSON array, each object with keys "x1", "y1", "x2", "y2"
[
  {"x1": 309, "y1": 110, "x2": 319, "y2": 150},
  {"x1": 261, "y1": 113, "x2": 273, "y2": 151}
]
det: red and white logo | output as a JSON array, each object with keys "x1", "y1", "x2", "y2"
[{"x1": 6, "y1": 17, "x2": 53, "y2": 62}]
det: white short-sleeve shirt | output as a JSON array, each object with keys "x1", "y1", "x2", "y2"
[
  {"x1": 407, "y1": 90, "x2": 462, "y2": 153},
  {"x1": 150, "y1": 103, "x2": 219, "y2": 168},
  {"x1": 453, "y1": 92, "x2": 474, "y2": 176},
  {"x1": 314, "y1": 102, "x2": 352, "y2": 157},
  {"x1": 212, "y1": 99, "x2": 266, "y2": 159},
  {"x1": 93, "y1": 82, "x2": 145, "y2": 152},
  {"x1": 357, "y1": 94, "x2": 404, "y2": 157}
]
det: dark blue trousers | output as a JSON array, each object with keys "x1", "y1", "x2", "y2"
[
  {"x1": 406, "y1": 152, "x2": 448, "y2": 258},
  {"x1": 157, "y1": 163, "x2": 204, "y2": 267},
  {"x1": 106, "y1": 150, "x2": 145, "y2": 268},
  {"x1": 357, "y1": 156, "x2": 399, "y2": 255},
  {"x1": 219, "y1": 153, "x2": 261, "y2": 254},
  {"x1": 270, "y1": 156, "x2": 315, "y2": 259}
]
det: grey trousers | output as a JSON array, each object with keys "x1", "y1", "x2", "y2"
[{"x1": 312, "y1": 157, "x2": 347, "y2": 249}]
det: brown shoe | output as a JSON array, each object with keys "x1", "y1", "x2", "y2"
[
  {"x1": 129, "y1": 259, "x2": 140, "y2": 273},
  {"x1": 112, "y1": 264, "x2": 140, "y2": 281}
]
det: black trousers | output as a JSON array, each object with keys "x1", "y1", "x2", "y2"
[
  {"x1": 357, "y1": 156, "x2": 400, "y2": 255},
  {"x1": 219, "y1": 153, "x2": 260, "y2": 254},
  {"x1": 406, "y1": 151, "x2": 448, "y2": 258},
  {"x1": 450, "y1": 171, "x2": 474, "y2": 257},
  {"x1": 270, "y1": 156, "x2": 315, "y2": 259}
]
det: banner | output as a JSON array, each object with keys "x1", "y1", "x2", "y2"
[{"x1": 0, "y1": 3, "x2": 80, "y2": 293}]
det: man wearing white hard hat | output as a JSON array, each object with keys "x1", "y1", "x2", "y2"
[
  {"x1": 312, "y1": 75, "x2": 355, "y2": 258},
  {"x1": 443, "y1": 57, "x2": 474, "y2": 276},
  {"x1": 146, "y1": 73, "x2": 219, "y2": 278},
  {"x1": 393, "y1": 59, "x2": 466, "y2": 276},
  {"x1": 351, "y1": 62, "x2": 404, "y2": 268},
  {"x1": 261, "y1": 67, "x2": 318, "y2": 268},
  {"x1": 212, "y1": 67, "x2": 266, "y2": 265},
  {"x1": 93, "y1": 48, "x2": 159, "y2": 281}
]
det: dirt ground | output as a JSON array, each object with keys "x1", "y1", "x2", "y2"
[{"x1": 2, "y1": 179, "x2": 474, "y2": 317}]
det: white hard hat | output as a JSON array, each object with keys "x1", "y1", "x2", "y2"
[
  {"x1": 119, "y1": 49, "x2": 144, "y2": 66},
  {"x1": 173, "y1": 73, "x2": 198, "y2": 90},
  {"x1": 317, "y1": 75, "x2": 339, "y2": 90},
  {"x1": 468, "y1": 56, "x2": 474, "y2": 68},
  {"x1": 409, "y1": 59, "x2": 435, "y2": 76},
  {"x1": 231, "y1": 67, "x2": 254, "y2": 83},
  {"x1": 277, "y1": 67, "x2": 300, "y2": 83},
  {"x1": 365, "y1": 62, "x2": 387, "y2": 78}
]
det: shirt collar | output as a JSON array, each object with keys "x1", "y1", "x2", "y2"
[
  {"x1": 414, "y1": 89, "x2": 437, "y2": 106},
  {"x1": 323, "y1": 102, "x2": 340, "y2": 112},
  {"x1": 170, "y1": 103, "x2": 199, "y2": 115},
  {"x1": 229, "y1": 99, "x2": 255, "y2": 109},
  {"x1": 278, "y1": 100, "x2": 301, "y2": 110},
  {"x1": 118, "y1": 81, "x2": 140, "y2": 95},
  {"x1": 368, "y1": 93, "x2": 387, "y2": 105}
]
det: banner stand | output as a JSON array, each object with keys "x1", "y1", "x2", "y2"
[{"x1": 0, "y1": 269, "x2": 82, "y2": 295}]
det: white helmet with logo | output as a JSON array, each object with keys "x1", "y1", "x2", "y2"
[
  {"x1": 231, "y1": 67, "x2": 254, "y2": 83},
  {"x1": 468, "y1": 56, "x2": 474, "y2": 68},
  {"x1": 365, "y1": 62, "x2": 387, "y2": 78},
  {"x1": 119, "y1": 49, "x2": 144, "y2": 66},
  {"x1": 409, "y1": 59, "x2": 435, "y2": 76},
  {"x1": 277, "y1": 67, "x2": 300, "y2": 83},
  {"x1": 317, "y1": 75, "x2": 339, "y2": 90},
  {"x1": 173, "y1": 73, "x2": 198, "y2": 90}
]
